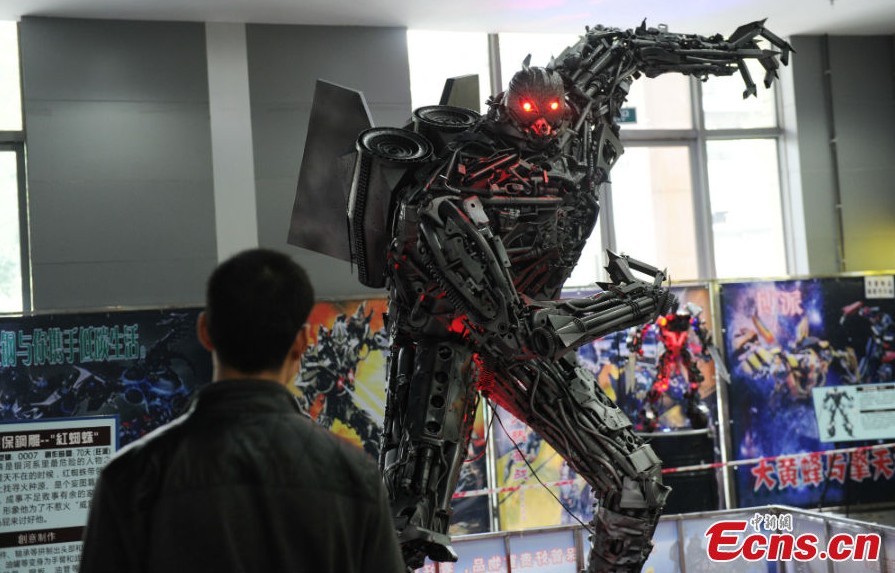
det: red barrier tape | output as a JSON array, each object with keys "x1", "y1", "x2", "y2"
[{"x1": 451, "y1": 441, "x2": 895, "y2": 499}]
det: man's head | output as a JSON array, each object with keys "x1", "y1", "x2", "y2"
[
  {"x1": 504, "y1": 66, "x2": 567, "y2": 138},
  {"x1": 199, "y1": 249, "x2": 315, "y2": 378}
]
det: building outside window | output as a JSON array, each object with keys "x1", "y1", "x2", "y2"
[{"x1": 0, "y1": 21, "x2": 27, "y2": 314}]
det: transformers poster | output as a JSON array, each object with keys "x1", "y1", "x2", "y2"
[
  {"x1": 294, "y1": 299, "x2": 390, "y2": 458},
  {"x1": 492, "y1": 285, "x2": 721, "y2": 531},
  {"x1": 572, "y1": 285, "x2": 719, "y2": 433},
  {"x1": 492, "y1": 403, "x2": 593, "y2": 531},
  {"x1": 0, "y1": 308, "x2": 211, "y2": 447},
  {"x1": 720, "y1": 276, "x2": 895, "y2": 508},
  {"x1": 294, "y1": 298, "x2": 490, "y2": 535}
]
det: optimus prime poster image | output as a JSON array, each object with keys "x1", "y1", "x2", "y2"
[
  {"x1": 0, "y1": 308, "x2": 211, "y2": 447},
  {"x1": 492, "y1": 285, "x2": 723, "y2": 531},
  {"x1": 294, "y1": 299, "x2": 490, "y2": 535},
  {"x1": 572, "y1": 284, "x2": 719, "y2": 433},
  {"x1": 720, "y1": 277, "x2": 895, "y2": 508}
]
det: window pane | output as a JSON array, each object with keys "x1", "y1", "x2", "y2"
[
  {"x1": 701, "y1": 59, "x2": 776, "y2": 129},
  {"x1": 407, "y1": 30, "x2": 491, "y2": 113},
  {"x1": 611, "y1": 146, "x2": 699, "y2": 281},
  {"x1": 0, "y1": 22, "x2": 22, "y2": 131},
  {"x1": 707, "y1": 139, "x2": 785, "y2": 278},
  {"x1": 498, "y1": 32, "x2": 580, "y2": 90},
  {"x1": 623, "y1": 73, "x2": 692, "y2": 130},
  {"x1": 0, "y1": 151, "x2": 22, "y2": 313},
  {"x1": 499, "y1": 33, "x2": 692, "y2": 131},
  {"x1": 565, "y1": 223, "x2": 604, "y2": 288}
]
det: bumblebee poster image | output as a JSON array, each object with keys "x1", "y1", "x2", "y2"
[
  {"x1": 493, "y1": 404, "x2": 593, "y2": 530},
  {"x1": 720, "y1": 276, "x2": 895, "y2": 507},
  {"x1": 0, "y1": 308, "x2": 211, "y2": 446}
]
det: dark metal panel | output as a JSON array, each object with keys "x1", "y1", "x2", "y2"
[
  {"x1": 31, "y1": 258, "x2": 215, "y2": 310},
  {"x1": 19, "y1": 17, "x2": 209, "y2": 103}
]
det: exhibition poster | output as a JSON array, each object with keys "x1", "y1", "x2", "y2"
[
  {"x1": 0, "y1": 308, "x2": 210, "y2": 446},
  {"x1": 294, "y1": 299, "x2": 390, "y2": 458},
  {"x1": 720, "y1": 276, "x2": 895, "y2": 507},
  {"x1": 294, "y1": 298, "x2": 490, "y2": 535},
  {"x1": 492, "y1": 403, "x2": 594, "y2": 530},
  {"x1": 573, "y1": 285, "x2": 718, "y2": 432}
]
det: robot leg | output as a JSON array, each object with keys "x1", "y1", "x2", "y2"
[
  {"x1": 379, "y1": 340, "x2": 478, "y2": 569},
  {"x1": 497, "y1": 356, "x2": 669, "y2": 572}
]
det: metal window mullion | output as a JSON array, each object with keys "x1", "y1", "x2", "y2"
[
  {"x1": 16, "y1": 144, "x2": 30, "y2": 312},
  {"x1": 702, "y1": 126, "x2": 782, "y2": 140},
  {"x1": 0, "y1": 141, "x2": 32, "y2": 313},
  {"x1": 690, "y1": 76, "x2": 717, "y2": 280},
  {"x1": 487, "y1": 33, "x2": 502, "y2": 97},
  {"x1": 772, "y1": 73, "x2": 798, "y2": 278}
]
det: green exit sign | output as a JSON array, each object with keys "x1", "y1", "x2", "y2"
[{"x1": 618, "y1": 107, "x2": 637, "y2": 123}]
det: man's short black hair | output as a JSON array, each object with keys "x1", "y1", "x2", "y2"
[{"x1": 205, "y1": 248, "x2": 315, "y2": 373}]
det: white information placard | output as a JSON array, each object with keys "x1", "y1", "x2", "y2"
[
  {"x1": 812, "y1": 384, "x2": 895, "y2": 442},
  {"x1": 0, "y1": 417, "x2": 117, "y2": 573}
]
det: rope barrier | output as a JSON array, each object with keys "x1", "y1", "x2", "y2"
[{"x1": 451, "y1": 441, "x2": 895, "y2": 499}]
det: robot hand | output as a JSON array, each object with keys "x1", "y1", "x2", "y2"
[{"x1": 527, "y1": 252, "x2": 676, "y2": 358}]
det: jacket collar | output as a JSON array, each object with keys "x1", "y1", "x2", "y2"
[{"x1": 191, "y1": 378, "x2": 306, "y2": 416}]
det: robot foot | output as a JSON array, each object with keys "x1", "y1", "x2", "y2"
[
  {"x1": 686, "y1": 402, "x2": 710, "y2": 430},
  {"x1": 398, "y1": 524, "x2": 458, "y2": 569},
  {"x1": 586, "y1": 504, "x2": 665, "y2": 572},
  {"x1": 636, "y1": 406, "x2": 659, "y2": 432}
]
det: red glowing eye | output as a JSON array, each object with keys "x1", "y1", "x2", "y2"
[
  {"x1": 549, "y1": 101, "x2": 560, "y2": 111},
  {"x1": 521, "y1": 101, "x2": 534, "y2": 112}
]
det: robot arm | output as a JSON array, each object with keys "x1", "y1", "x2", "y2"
[
  {"x1": 688, "y1": 304, "x2": 713, "y2": 356},
  {"x1": 416, "y1": 195, "x2": 674, "y2": 359},
  {"x1": 527, "y1": 253, "x2": 674, "y2": 358},
  {"x1": 629, "y1": 20, "x2": 792, "y2": 97},
  {"x1": 551, "y1": 20, "x2": 792, "y2": 102}
]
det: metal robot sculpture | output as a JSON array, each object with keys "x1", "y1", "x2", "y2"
[
  {"x1": 289, "y1": 19, "x2": 790, "y2": 573},
  {"x1": 627, "y1": 302, "x2": 720, "y2": 432}
]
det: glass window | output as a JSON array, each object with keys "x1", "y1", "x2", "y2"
[
  {"x1": 500, "y1": 32, "x2": 692, "y2": 131},
  {"x1": 497, "y1": 32, "x2": 580, "y2": 90},
  {"x1": 623, "y1": 73, "x2": 692, "y2": 130},
  {"x1": 707, "y1": 139, "x2": 786, "y2": 278},
  {"x1": 701, "y1": 59, "x2": 777, "y2": 129},
  {"x1": 0, "y1": 22, "x2": 22, "y2": 131},
  {"x1": 611, "y1": 146, "x2": 700, "y2": 281},
  {"x1": 0, "y1": 150, "x2": 22, "y2": 313},
  {"x1": 407, "y1": 30, "x2": 491, "y2": 113},
  {"x1": 566, "y1": 223, "x2": 604, "y2": 288}
]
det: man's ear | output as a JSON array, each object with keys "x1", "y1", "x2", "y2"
[
  {"x1": 292, "y1": 324, "x2": 311, "y2": 358},
  {"x1": 197, "y1": 311, "x2": 214, "y2": 352}
]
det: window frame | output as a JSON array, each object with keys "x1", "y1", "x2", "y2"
[
  {"x1": 0, "y1": 135, "x2": 30, "y2": 314},
  {"x1": 478, "y1": 32, "x2": 792, "y2": 283},
  {"x1": 0, "y1": 21, "x2": 30, "y2": 314},
  {"x1": 612, "y1": 76, "x2": 789, "y2": 280}
]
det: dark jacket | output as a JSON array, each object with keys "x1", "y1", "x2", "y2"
[{"x1": 79, "y1": 379, "x2": 405, "y2": 573}]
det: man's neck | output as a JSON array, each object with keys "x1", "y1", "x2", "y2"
[{"x1": 213, "y1": 363, "x2": 291, "y2": 387}]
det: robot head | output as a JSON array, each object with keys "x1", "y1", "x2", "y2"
[{"x1": 504, "y1": 65, "x2": 566, "y2": 138}]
